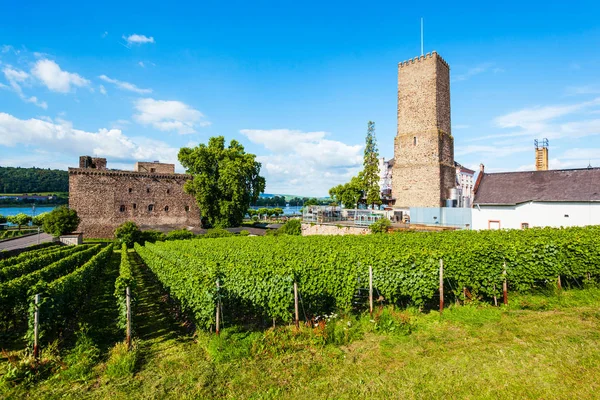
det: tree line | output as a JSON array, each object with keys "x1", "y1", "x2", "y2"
[{"x1": 0, "y1": 167, "x2": 68, "y2": 194}]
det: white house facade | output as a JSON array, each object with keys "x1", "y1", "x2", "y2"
[{"x1": 472, "y1": 167, "x2": 600, "y2": 230}]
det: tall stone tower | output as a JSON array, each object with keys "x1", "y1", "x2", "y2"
[{"x1": 392, "y1": 51, "x2": 455, "y2": 208}]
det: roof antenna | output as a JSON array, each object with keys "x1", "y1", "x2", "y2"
[
  {"x1": 588, "y1": 160, "x2": 593, "y2": 169},
  {"x1": 420, "y1": 17, "x2": 424, "y2": 56}
]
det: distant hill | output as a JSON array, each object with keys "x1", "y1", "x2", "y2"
[{"x1": 0, "y1": 166, "x2": 68, "y2": 194}]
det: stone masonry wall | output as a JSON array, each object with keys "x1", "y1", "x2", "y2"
[
  {"x1": 392, "y1": 52, "x2": 454, "y2": 208},
  {"x1": 134, "y1": 162, "x2": 175, "y2": 174},
  {"x1": 301, "y1": 223, "x2": 370, "y2": 236},
  {"x1": 69, "y1": 168, "x2": 201, "y2": 238}
]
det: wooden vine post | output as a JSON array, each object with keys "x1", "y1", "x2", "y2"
[
  {"x1": 215, "y1": 280, "x2": 221, "y2": 335},
  {"x1": 294, "y1": 281, "x2": 299, "y2": 328},
  {"x1": 126, "y1": 286, "x2": 132, "y2": 349},
  {"x1": 503, "y1": 262, "x2": 508, "y2": 305},
  {"x1": 439, "y1": 259, "x2": 444, "y2": 313},
  {"x1": 369, "y1": 265, "x2": 373, "y2": 316},
  {"x1": 33, "y1": 294, "x2": 40, "y2": 359}
]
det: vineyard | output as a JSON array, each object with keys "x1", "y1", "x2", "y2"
[{"x1": 135, "y1": 226, "x2": 600, "y2": 330}]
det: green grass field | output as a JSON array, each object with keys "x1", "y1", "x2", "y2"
[{"x1": 1, "y1": 247, "x2": 599, "y2": 399}]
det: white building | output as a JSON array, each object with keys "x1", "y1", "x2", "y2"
[
  {"x1": 378, "y1": 157, "x2": 394, "y2": 205},
  {"x1": 455, "y1": 162, "x2": 475, "y2": 208},
  {"x1": 472, "y1": 166, "x2": 600, "y2": 230}
]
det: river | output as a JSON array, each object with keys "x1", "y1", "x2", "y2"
[{"x1": 0, "y1": 205, "x2": 57, "y2": 218}]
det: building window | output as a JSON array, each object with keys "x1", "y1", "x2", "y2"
[
  {"x1": 564, "y1": 214, "x2": 569, "y2": 218},
  {"x1": 148, "y1": 204, "x2": 154, "y2": 212},
  {"x1": 133, "y1": 203, "x2": 137, "y2": 210},
  {"x1": 185, "y1": 205, "x2": 190, "y2": 212},
  {"x1": 164, "y1": 206, "x2": 169, "y2": 212},
  {"x1": 128, "y1": 188, "x2": 132, "y2": 193},
  {"x1": 166, "y1": 189, "x2": 170, "y2": 194},
  {"x1": 150, "y1": 168, "x2": 156, "y2": 173},
  {"x1": 120, "y1": 205, "x2": 126, "y2": 212},
  {"x1": 521, "y1": 223, "x2": 529, "y2": 229},
  {"x1": 488, "y1": 220, "x2": 501, "y2": 230},
  {"x1": 146, "y1": 188, "x2": 150, "y2": 193},
  {"x1": 413, "y1": 136, "x2": 418, "y2": 146}
]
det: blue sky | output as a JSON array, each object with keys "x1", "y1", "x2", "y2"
[{"x1": 1, "y1": 1, "x2": 599, "y2": 196}]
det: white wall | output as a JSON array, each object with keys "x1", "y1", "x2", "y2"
[{"x1": 472, "y1": 201, "x2": 600, "y2": 230}]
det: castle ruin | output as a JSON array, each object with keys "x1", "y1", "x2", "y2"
[
  {"x1": 69, "y1": 156, "x2": 201, "y2": 238},
  {"x1": 392, "y1": 51, "x2": 455, "y2": 208}
]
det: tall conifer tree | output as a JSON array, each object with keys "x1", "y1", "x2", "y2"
[{"x1": 363, "y1": 121, "x2": 381, "y2": 208}]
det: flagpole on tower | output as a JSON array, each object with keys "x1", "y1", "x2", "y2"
[{"x1": 421, "y1": 17, "x2": 424, "y2": 56}]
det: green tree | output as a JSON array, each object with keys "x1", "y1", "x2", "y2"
[
  {"x1": 0, "y1": 214, "x2": 7, "y2": 224},
  {"x1": 278, "y1": 219, "x2": 302, "y2": 236},
  {"x1": 114, "y1": 221, "x2": 142, "y2": 248},
  {"x1": 7, "y1": 213, "x2": 33, "y2": 231},
  {"x1": 363, "y1": 121, "x2": 381, "y2": 208},
  {"x1": 272, "y1": 207, "x2": 284, "y2": 217},
  {"x1": 178, "y1": 136, "x2": 265, "y2": 228},
  {"x1": 42, "y1": 206, "x2": 80, "y2": 237},
  {"x1": 304, "y1": 198, "x2": 319, "y2": 206},
  {"x1": 329, "y1": 175, "x2": 364, "y2": 209},
  {"x1": 257, "y1": 208, "x2": 269, "y2": 220},
  {"x1": 32, "y1": 212, "x2": 48, "y2": 227}
]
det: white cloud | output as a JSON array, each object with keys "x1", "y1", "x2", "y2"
[
  {"x1": 453, "y1": 63, "x2": 494, "y2": 82},
  {"x1": 102, "y1": 31, "x2": 108, "y2": 38},
  {"x1": 123, "y1": 34, "x2": 155, "y2": 45},
  {"x1": 240, "y1": 129, "x2": 363, "y2": 196},
  {"x1": 0, "y1": 112, "x2": 180, "y2": 167},
  {"x1": 138, "y1": 61, "x2": 145, "y2": 68},
  {"x1": 99, "y1": 84, "x2": 107, "y2": 95},
  {"x1": 1, "y1": 45, "x2": 19, "y2": 55},
  {"x1": 99, "y1": 74, "x2": 152, "y2": 94},
  {"x1": 2, "y1": 66, "x2": 47, "y2": 109},
  {"x1": 31, "y1": 59, "x2": 90, "y2": 93},
  {"x1": 566, "y1": 85, "x2": 600, "y2": 96},
  {"x1": 133, "y1": 98, "x2": 208, "y2": 134}
]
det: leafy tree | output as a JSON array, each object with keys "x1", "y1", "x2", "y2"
[
  {"x1": 32, "y1": 212, "x2": 48, "y2": 227},
  {"x1": 277, "y1": 219, "x2": 302, "y2": 236},
  {"x1": 257, "y1": 208, "x2": 269, "y2": 220},
  {"x1": 369, "y1": 218, "x2": 391, "y2": 234},
  {"x1": 42, "y1": 206, "x2": 80, "y2": 237},
  {"x1": 329, "y1": 175, "x2": 364, "y2": 209},
  {"x1": 7, "y1": 213, "x2": 33, "y2": 231},
  {"x1": 0, "y1": 214, "x2": 7, "y2": 224},
  {"x1": 114, "y1": 221, "x2": 141, "y2": 248},
  {"x1": 266, "y1": 209, "x2": 275, "y2": 217},
  {"x1": 178, "y1": 136, "x2": 265, "y2": 228},
  {"x1": 247, "y1": 209, "x2": 257, "y2": 217},
  {"x1": 304, "y1": 198, "x2": 319, "y2": 206},
  {"x1": 272, "y1": 208, "x2": 284, "y2": 217},
  {"x1": 363, "y1": 121, "x2": 381, "y2": 208}
]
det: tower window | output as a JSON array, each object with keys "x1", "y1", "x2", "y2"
[
  {"x1": 119, "y1": 205, "x2": 126, "y2": 212},
  {"x1": 146, "y1": 188, "x2": 150, "y2": 193},
  {"x1": 150, "y1": 168, "x2": 156, "y2": 173},
  {"x1": 148, "y1": 204, "x2": 154, "y2": 212},
  {"x1": 164, "y1": 206, "x2": 169, "y2": 212},
  {"x1": 133, "y1": 203, "x2": 137, "y2": 210},
  {"x1": 413, "y1": 136, "x2": 418, "y2": 146},
  {"x1": 185, "y1": 205, "x2": 190, "y2": 212},
  {"x1": 128, "y1": 188, "x2": 132, "y2": 193},
  {"x1": 166, "y1": 189, "x2": 170, "y2": 194}
]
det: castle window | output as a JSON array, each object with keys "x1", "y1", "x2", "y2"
[
  {"x1": 166, "y1": 189, "x2": 170, "y2": 194},
  {"x1": 148, "y1": 204, "x2": 154, "y2": 212},
  {"x1": 120, "y1": 205, "x2": 126, "y2": 212},
  {"x1": 150, "y1": 168, "x2": 156, "y2": 173},
  {"x1": 185, "y1": 205, "x2": 190, "y2": 212},
  {"x1": 133, "y1": 203, "x2": 137, "y2": 210},
  {"x1": 413, "y1": 136, "x2": 418, "y2": 146},
  {"x1": 146, "y1": 188, "x2": 150, "y2": 193},
  {"x1": 164, "y1": 206, "x2": 169, "y2": 212},
  {"x1": 128, "y1": 188, "x2": 132, "y2": 193}
]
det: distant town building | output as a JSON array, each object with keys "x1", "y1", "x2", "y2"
[
  {"x1": 378, "y1": 157, "x2": 394, "y2": 205},
  {"x1": 69, "y1": 156, "x2": 201, "y2": 238},
  {"x1": 472, "y1": 164, "x2": 600, "y2": 230},
  {"x1": 391, "y1": 51, "x2": 455, "y2": 208},
  {"x1": 455, "y1": 162, "x2": 475, "y2": 208}
]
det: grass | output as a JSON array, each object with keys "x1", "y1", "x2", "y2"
[{"x1": 2, "y1": 263, "x2": 600, "y2": 398}]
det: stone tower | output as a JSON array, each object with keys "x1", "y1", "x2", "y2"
[{"x1": 392, "y1": 51, "x2": 455, "y2": 208}]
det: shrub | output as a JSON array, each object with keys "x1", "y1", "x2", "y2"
[
  {"x1": 202, "y1": 228, "x2": 233, "y2": 239},
  {"x1": 239, "y1": 230, "x2": 250, "y2": 236},
  {"x1": 369, "y1": 218, "x2": 391, "y2": 234},
  {"x1": 114, "y1": 222, "x2": 141, "y2": 248},
  {"x1": 166, "y1": 229, "x2": 195, "y2": 241},
  {"x1": 140, "y1": 230, "x2": 166, "y2": 243},
  {"x1": 42, "y1": 206, "x2": 80, "y2": 237},
  {"x1": 278, "y1": 219, "x2": 302, "y2": 236}
]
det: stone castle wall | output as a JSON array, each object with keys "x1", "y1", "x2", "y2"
[
  {"x1": 392, "y1": 52, "x2": 454, "y2": 207},
  {"x1": 69, "y1": 166, "x2": 201, "y2": 238}
]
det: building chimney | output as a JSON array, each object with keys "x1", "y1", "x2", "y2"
[{"x1": 479, "y1": 163, "x2": 485, "y2": 173}]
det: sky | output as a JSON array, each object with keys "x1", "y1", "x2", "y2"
[{"x1": 1, "y1": 1, "x2": 600, "y2": 196}]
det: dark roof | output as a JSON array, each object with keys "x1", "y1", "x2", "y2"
[{"x1": 474, "y1": 168, "x2": 600, "y2": 205}]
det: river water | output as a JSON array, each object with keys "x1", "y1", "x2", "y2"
[{"x1": 0, "y1": 206, "x2": 57, "y2": 218}]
